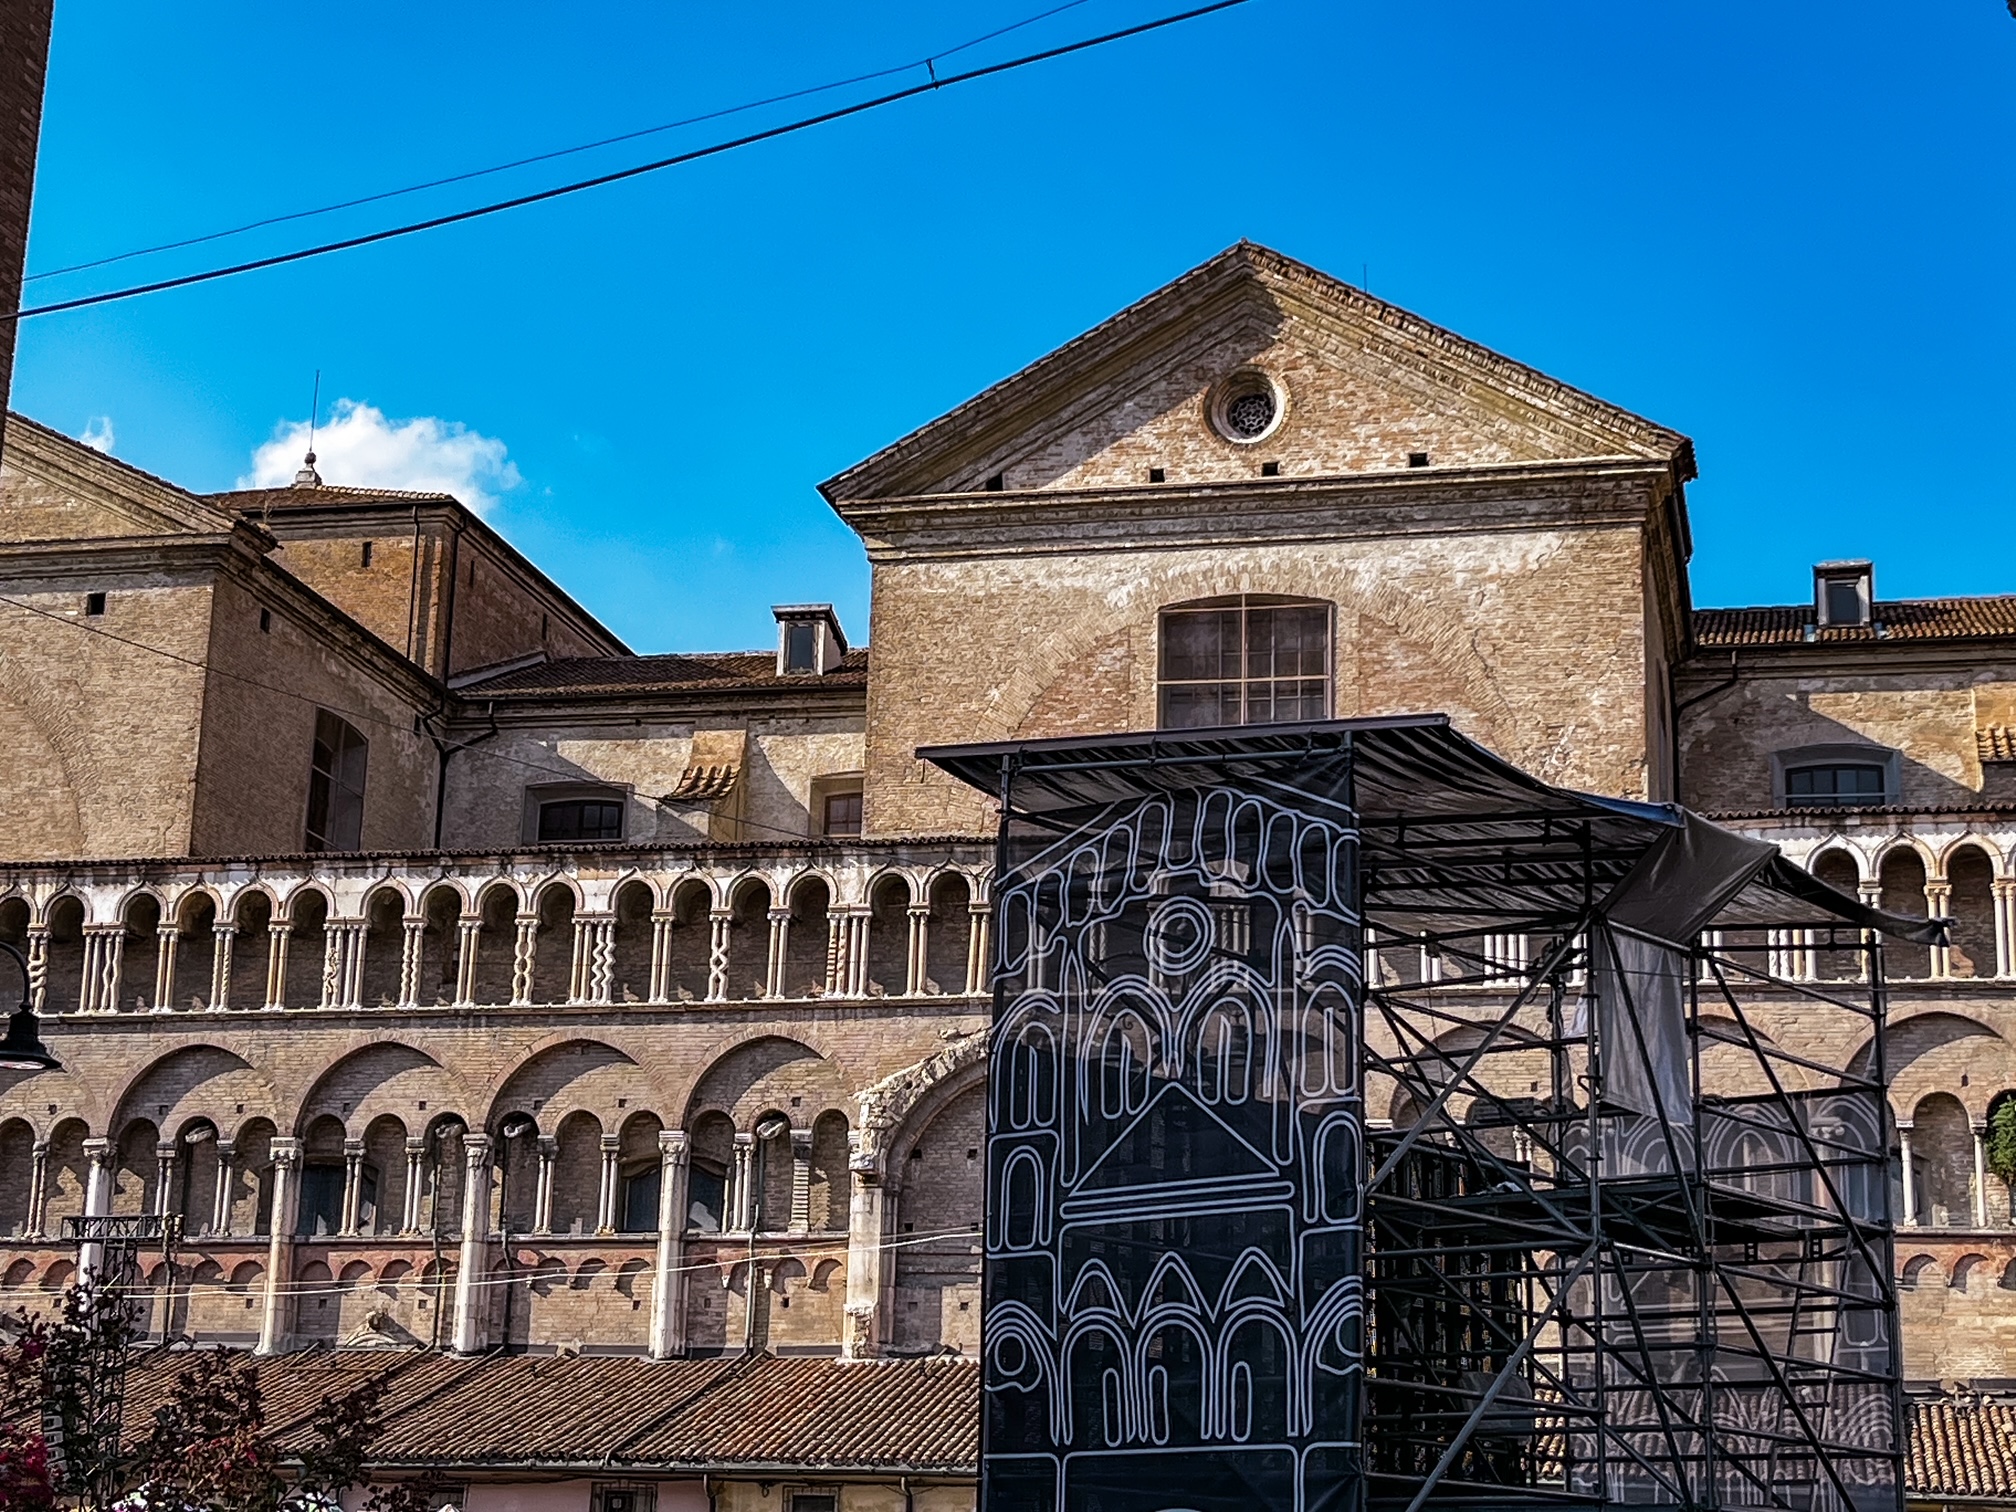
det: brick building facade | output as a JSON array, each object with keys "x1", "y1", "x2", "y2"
[{"x1": 0, "y1": 242, "x2": 2008, "y2": 1507}]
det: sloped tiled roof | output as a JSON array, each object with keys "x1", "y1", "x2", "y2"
[
  {"x1": 1696, "y1": 597, "x2": 2016, "y2": 648},
  {"x1": 211, "y1": 483, "x2": 460, "y2": 511},
  {"x1": 460, "y1": 649, "x2": 869, "y2": 698},
  {"x1": 112, "y1": 1350, "x2": 978, "y2": 1474},
  {"x1": 91, "y1": 1353, "x2": 2016, "y2": 1496},
  {"x1": 1907, "y1": 1395, "x2": 2016, "y2": 1500},
  {"x1": 1980, "y1": 727, "x2": 2016, "y2": 764},
  {"x1": 665, "y1": 762, "x2": 740, "y2": 801}
]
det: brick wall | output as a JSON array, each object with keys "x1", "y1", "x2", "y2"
[
  {"x1": 190, "y1": 570, "x2": 436, "y2": 855},
  {"x1": 0, "y1": 0, "x2": 52, "y2": 459},
  {"x1": 862, "y1": 507, "x2": 1667, "y2": 836}
]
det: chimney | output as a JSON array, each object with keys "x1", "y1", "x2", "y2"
[
  {"x1": 773, "y1": 604, "x2": 848, "y2": 675},
  {"x1": 1813, "y1": 560, "x2": 1872, "y2": 629}
]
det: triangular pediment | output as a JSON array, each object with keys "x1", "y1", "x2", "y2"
[
  {"x1": 2, "y1": 413, "x2": 246, "y2": 543},
  {"x1": 821, "y1": 242, "x2": 1691, "y2": 505}
]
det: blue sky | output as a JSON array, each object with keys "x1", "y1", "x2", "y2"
[{"x1": 14, "y1": 1, "x2": 2013, "y2": 652}]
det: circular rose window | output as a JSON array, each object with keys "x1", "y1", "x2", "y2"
[{"x1": 1208, "y1": 369, "x2": 1285, "y2": 444}]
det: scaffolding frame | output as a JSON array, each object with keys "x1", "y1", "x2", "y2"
[
  {"x1": 1360, "y1": 902, "x2": 1901, "y2": 1512},
  {"x1": 929, "y1": 716, "x2": 1914, "y2": 1512}
]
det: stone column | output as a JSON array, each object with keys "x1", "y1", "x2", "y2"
[
  {"x1": 1898, "y1": 1122, "x2": 1917, "y2": 1227},
  {"x1": 325, "y1": 922, "x2": 365, "y2": 1009},
  {"x1": 401, "y1": 1138, "x2": 427, "y2": 1234},
  {"x1": 824, "y1": 912, "x2": 846, "y2": 998},
  {"x1": 966, "y1": 902, "x2": 991, "y2": 997},
  {"x1": 26, "y1": 1139, "x2": 47, "y2": 1238},
  {"x1": 852, "y1": 912, "x2": 872, "y2": 997},
  {"x1": 1856, "y1": 882, "x2": 1883, "y2": 982},
  {"x1": 1925, "y1": 881, "x2": 1953, "y2": 979},
  {"x1": 78, "y1": 1136, "x2": 113, "y2": 1279},
  {"x1": 510, "y1": 915, "x2": 539, "y2": 1006},
  {"x1": 649, "y1": 1130, "x2": 690, "y2": 1359},
  {"x1": 567, "y1": 918, "x2": 590, "y2": 1003},
  {"x1": 340, "y1": 1139, "x2": 365, "y2": 1236},
  {"x1": 398, "y1": 918, "x2": 425, "y2": 1008},
  {"x1": 789, "y1": 1128, "x2": 813, "y2": 1234},
  {"x1": 451, "y1": 1134, "x2": 493, "y2": 1354},
  {"x1": 153, "y1": 924, "x2": 178, "y2": 1011},
  {"x1": 154, "y1": 1141, "x2": 176, "y2": 1218},
  {"x1": 706, "y1": 908, "x2": 731, "y2": 1001},
  {"x1": 210, "y1": 1143, "x2": 234, "y2": 1236},
  {"x1": 257, "y1": 1139, "x2": 301, "y2": 1354},
  {"x1": 78, "y1": 928, "x2": 112, "y2": 1013},
  {"x1": 1994, "y1": 880, "x2": 2016, "y2": 980},
  {"x1": 533, "y1": 1136, "x2": 557, "y2": 1235},
  {"x1": 1975, "y1": 1122, "x2": 1991, "y2": 1229},
  {"x1": 597, "y1": 1135, "x2": 621, "y2": 1235},
  {"x1": 103, "y1": 926, "x2": 126, "y2": 1013},
  {"x1": 907, "y1": 904, "x2": 931, "y2": 995},
  {"x1": 730, "y1": 1134, "x2": 754, "y2": 1232},
  {"x1": 648, "y1": 911, "x2": 675, "y2": 1003},
  {"x1": 23, "y1": 926, "x2": 47, "y2": 1014},
  {"x1": 583, "y1": 916, "x2": 615, "y2": 1004},
  {"x1": 209, "y1": 924, "x2": 234, "y2": 1010},
  {"x1": 454, "y1": 918, "x2": 481, "y2": 1008},
  {"x1": 765, "y1": 908, "x2": 791, "y2": 999},
  {"x1": 265, "y1": 922, "x2": 291, "y2": 1009},
  {"x1": 842, "y1": 1144, "x2": 888, "y2": 1360}
]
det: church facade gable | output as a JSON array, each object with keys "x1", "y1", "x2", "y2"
[
  {"x1": 823, "y1": 242, "x2": 1691, "y2": 507},
  {"x1": 0, "y1": 414, "x2": 244, "y2": 544}
]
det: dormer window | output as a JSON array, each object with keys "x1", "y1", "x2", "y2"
[
  {"x1": 1814, "y1": 560, "x2": 1873, "y2": 628},
  {"x1": 774, "y1": 604, "x2": 848, "y2": 675}
]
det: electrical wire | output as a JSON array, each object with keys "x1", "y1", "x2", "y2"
[
  {"x1": 8, "y1": 0, "x2": 1248, "y2": 323},
  {"x1": 24, "y1": 0, "x2": 1099, "y2": 285}
]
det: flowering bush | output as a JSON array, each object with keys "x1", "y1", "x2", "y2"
[{"x1": 0, "y1": 1283, "x2": 436, "y2": 1511}]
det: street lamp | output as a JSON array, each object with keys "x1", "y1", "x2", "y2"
[{"x1": 0, "y1": 938, "x2": 59, "y2": 1072}]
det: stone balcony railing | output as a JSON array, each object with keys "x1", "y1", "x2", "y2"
[{"x1": 0, "y1": 839, "x2": 995, "y2": 1017}]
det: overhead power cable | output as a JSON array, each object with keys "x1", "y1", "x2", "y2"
[
  {"x1": 8, "y1": 0, "x2": 1249, "y2": 323},
  {"x1": 23, "y1": 0, "x2": 1100, "y2": 286}
]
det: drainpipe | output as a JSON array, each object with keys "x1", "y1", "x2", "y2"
[
  {"x1": 427, "y1": 700, "x2": 498, "y2": 851},
  {"x1": 1671, "y1": 651, "x2": 1739, "y2": 809}
]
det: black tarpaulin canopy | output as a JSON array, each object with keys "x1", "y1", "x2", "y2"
[{"x1": 922, "y1": 712, "x2": 1942, "y2": 947}]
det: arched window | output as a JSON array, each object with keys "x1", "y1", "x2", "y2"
[
  {"x1": 1774, "y1": 743, "x2": 1895, "y2": 810},
  {"x1": 305, "y1": 710, "x2": 368, "y2": 851},
  {"x1": 1157, "y1": 595, "x2": 1331, "y2": 729}
]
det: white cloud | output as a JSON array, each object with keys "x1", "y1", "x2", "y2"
[
  {"x1": 77, "y1": 416, "x2": 115, "y2": 454},
  {"x1": 241, "y1": 399, "x2": 522, "y2": 514}
]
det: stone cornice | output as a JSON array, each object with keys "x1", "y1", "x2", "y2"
[
  {"x1": 246, "y1": 492, "x2": 629, "y2": 658},
  {"x1": 0, "y1": 529, "x2": 252, "y2": 580},
  {"x1": 213, "y1": 546, "x2": 443, "y2": 709},
  {"x1": 3, "y1": 411, "x2": 248, "y2": 537},
  {"x1": 840, "y1": 458, "x2": 1674, "y2": 562},
  {"x1": 452, "y1": 683, "x2": 867, "y2": 727},
  {"x1": 1676, "y1": 640, "x2": 2016, "y2": 682}
]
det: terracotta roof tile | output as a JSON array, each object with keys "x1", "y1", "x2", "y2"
[
  {"x1": 1696, "y1": 597, "x2": 2016, "y2": 648},
  {"x1": 460, "y1": 649, "x2": 869, "y2": 698},
  {"x1": 98, "y1": 1353, "x2": 2016, "y2": 1495},
  {"x1": 108, "y1": 1350, "x2": 976, "y2": 1474},
  {"x1": 666, "y1": 762, "x2": 740, "y2": 801},
  {"x1": 1907, "y1": 1396, "x2": 2016, "y2": 1500},
  {"x1": 211, "y1": 484, "x2": 460, "y2": 509},
  {"x1": 1980, "y1": 726, "x2": 2016, "y2": 764}
]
